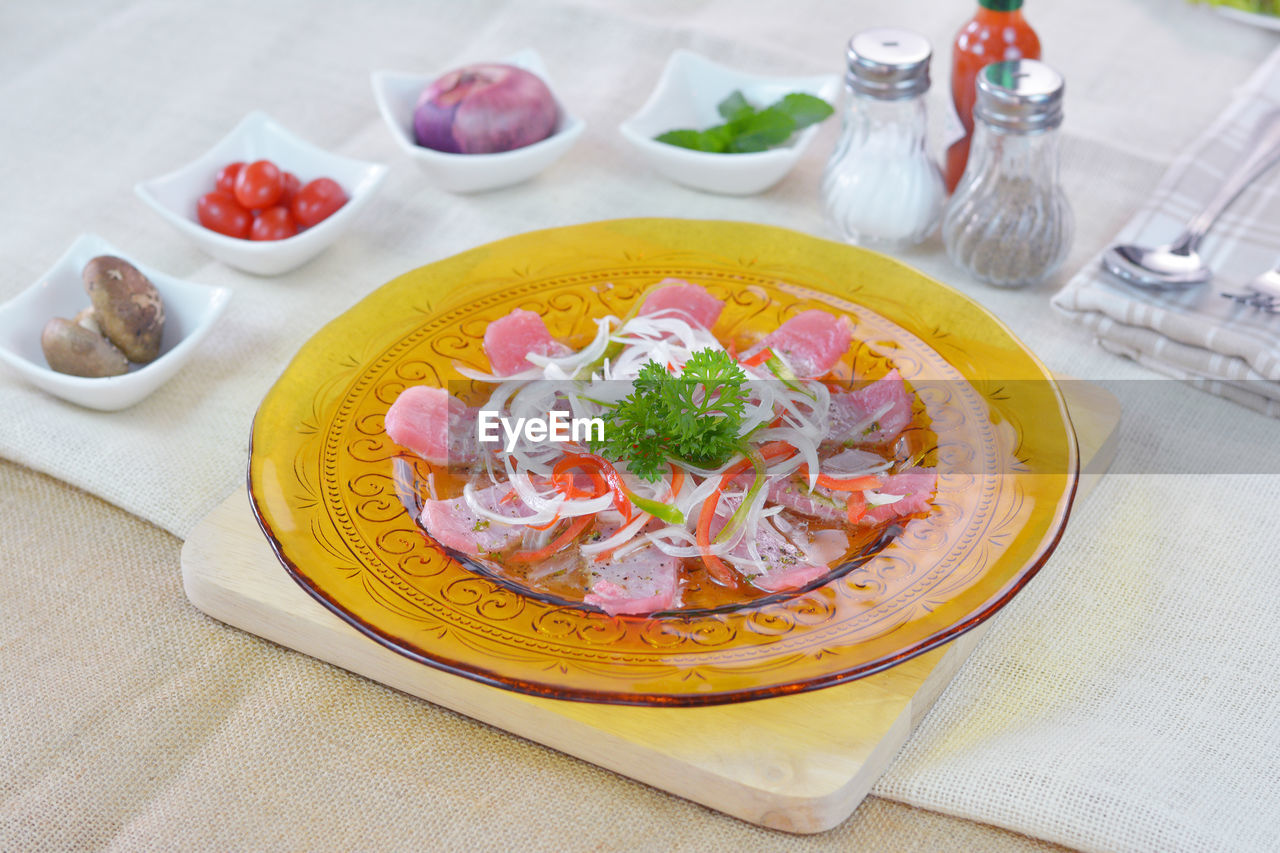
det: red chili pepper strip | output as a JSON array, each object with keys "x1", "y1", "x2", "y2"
[
  {"x1": 716, "y1": 441, "x2": 796, "y2": 488},
  {"x1": 846, "y1": 491, "x2": 867, "y2": 524},
  {"x1": 668, "y1": 463, "x2": 685, "y2": 502},
  {"x1": 815, "y1": 473, "x2": 882, "y2": 492},
  {"x1": 694, "y1": 442, "x2": 797, "y2": 585},
  {"x1": 696, "y1": 492, "x2": 734, "y2": 585},
  {"x1": 740, "y1": 347, "x2": 774, "y2": 368},
  {"x1": 528, "y1": 512, "x2": 563, "y2": 532},
  {"x1": 552, "y1": 470, "x2": 604, "y2": 500},
  {"x1": 719, "y1": 457, "x2": 754, "y2": 482},
  {"x1": 757, "y1": 440, "x2": 799, "y2": 461},
  {"x1": 510, "y1": 514, "x2": 593, "y2": 564},
  {"x1": 554, "y1": 453, "x2": 633, "y2": 521}
]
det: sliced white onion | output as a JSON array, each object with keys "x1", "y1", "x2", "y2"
[
  {"x1": 610, "y1": 537, "x2": 653, "y2": 561},
  {"x1": 580, "y1": 512, "x2": 650, "y2": 557},
  {"x1": 843, "y1": 400, "x2": 895, "y2": 440},
  {"x1": 462, "y1": 483, "x2": 561, "y2": 527}
]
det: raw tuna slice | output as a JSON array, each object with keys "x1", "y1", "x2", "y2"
[
  {"x1": 828, "y1": 369, "x2": 913, "y2": 446},
  {"x1": 710, "y1": 499, "x2": 830, "y2": 592},
  {"x1": 764, "y1": 450, "x2": 884, "y2": 522},
  {"x1": 751, "y1": 309, "x2": 852, "y2": 378},
  {"x1": 584, "y1": 545, "x2": 680, "y2": 616},
  {"x1": 419, "y1": 482, "x2": 528, "y2": 557},
  {"x1": 638, "y1": 279, "x2": 725, "y2": 329},
  {"x1": 385, "y1": 386, "x2": 480, "y2": 466},
  {"x1": 754, "y1": 559, "x2": 830, "y2": 593},
  {"x1": 765, "y1": 478, "x2": 845, "y2": 523},
  {"x1": 745, "y1": 522, "x2": 831, "y2": 592},
  {"x1": 861, "y1": 467, "x2": 937, "y2": 525},
  {"x1": 483, "y1": 309, "x2": 572, "y2": 376}
]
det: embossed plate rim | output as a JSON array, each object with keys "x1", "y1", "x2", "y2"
[{"x1": 247, "y1": 218, "x2": 1078, "y2": 706}]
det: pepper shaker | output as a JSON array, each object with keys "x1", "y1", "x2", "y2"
[
  {"x1": 822, "y1": 29, "x2": 946, "y2": 249},
  {"x1": 942, "y1": 59, "x2": 1073, "y2": 287}
]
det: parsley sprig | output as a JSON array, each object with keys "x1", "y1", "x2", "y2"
[
  {"x1": 655, "y1": 90, "x2": 834, "y2": 154},
  {"x1": 592, "y1": 349, "x2": 749, "y2": 481}
]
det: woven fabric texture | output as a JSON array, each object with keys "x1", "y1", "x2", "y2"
[{"x1": 0, "y1": 460, "x2": 1065, "y2": 852}]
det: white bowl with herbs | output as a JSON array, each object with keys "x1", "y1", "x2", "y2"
[{"x1": 620, "y1": 50, "x2": 839, "y2": 195}]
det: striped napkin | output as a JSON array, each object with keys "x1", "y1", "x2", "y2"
[{"x1": 1052, "y1": 46, "x2": 1280, "y2": 416}]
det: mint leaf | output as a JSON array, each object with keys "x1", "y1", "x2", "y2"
[
  {"x1": 653, "y1": 91, "x2": 833, "y2": 154},
  {"x1": 725, "y1": 108, "x2": 796, "y2": 153},
  {"x1": 716, "y1": 90, "x2": 754, "y2": 123},
  {"x1": 654, "y1": 129, "x2": 706, "y2": 151},
  {"x1": 696, "y1": 124, "x2": 735, "y2": 153},
  {"x1": 654, "y1": 126, "x2": 733, "y2": 153},
  {"x1": 771, "y1": 92, "x2": 834, "y2": 130}
]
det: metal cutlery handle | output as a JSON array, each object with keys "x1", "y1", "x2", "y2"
[
  {"x1": 1170, "y1": 108, "x2": 1280, "y2": 254},
  {"x1": 1221, "y1": 290, "x2": 1280, "y2": 314}
]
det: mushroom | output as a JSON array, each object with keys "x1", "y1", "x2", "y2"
[
  {"x1": 83, "y1": 256, "x2": 164, "y2": 363},
  {"x1": 41, "y1": 317, "x2": 129, "y2": 377},
  {"x1": 73, "y1": 306, "x2": 101, "y2": 334}
]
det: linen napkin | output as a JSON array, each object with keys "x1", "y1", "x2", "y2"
[{"x1": 1052, "y1": 45, "x2": 1280, "y2": 416}]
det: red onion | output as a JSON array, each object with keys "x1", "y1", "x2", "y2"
[{"x1": 413, "y1": 64, "x2": 558, "y2": 155}]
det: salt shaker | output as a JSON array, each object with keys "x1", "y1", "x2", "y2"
[
  {"x1": 822, "y1": 29, "x2": 945, "y2": 249},
  {"x1": 942, "y1": 59, "x2": 1073, "y2": 287}
]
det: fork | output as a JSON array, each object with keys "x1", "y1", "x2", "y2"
[{"x1": 1221, "y1": 263, "x2": 1280, "y2": 314}]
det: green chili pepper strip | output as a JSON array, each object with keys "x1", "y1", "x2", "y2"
[
  {"x1": 765, "y1": 353, "x2": 815, "y2": 400},
  {"x1": 624, "y1": 490, "x2": 685, "y2": 525},
  {"x1": 713, "y1": 447, "x2": 766, "y2": 545}
]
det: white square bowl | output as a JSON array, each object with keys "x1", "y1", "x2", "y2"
[
  {"x1": 619, "y1": 50, "x2": 840, "y2": 196},
  {"x1": 0, "y1": 234, "x2": 231, "y2": 411},
  {"x1": 135, "y1": 112, "x2": 388, "y2": 276},
  {"x1": 372, "y1": 49, "x2": 585, "y2": 193}
]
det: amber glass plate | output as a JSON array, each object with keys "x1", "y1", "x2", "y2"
[{"x1": 248, "y1": 219, "x2": 1077, "y2": 706}]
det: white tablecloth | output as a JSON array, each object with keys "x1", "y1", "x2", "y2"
[{"x1": 2, "y1": 1, "x2": 1279, "y2": 851}]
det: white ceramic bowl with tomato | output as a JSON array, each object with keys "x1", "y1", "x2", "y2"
[
  {"x1": 371, "y1": 49, "x2": 585, "y2": 193},
  {"x1": 135, "y1": 112, "x2": 388, "y2": 276},
  {"x1": 0, "y1": 234, "x2": 231, "y2": 410},
  {"x1": 619, "y1": 50, "x2": 839, "y2": 196}
]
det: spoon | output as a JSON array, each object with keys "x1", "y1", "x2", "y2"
[{"x1": 1101, "y1": 108, "x2": 1280, "y2": 290}]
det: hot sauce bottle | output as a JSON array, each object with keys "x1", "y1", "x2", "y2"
[{"x1": 944, "y1": 0, "x2": 1041, "y2": 193}]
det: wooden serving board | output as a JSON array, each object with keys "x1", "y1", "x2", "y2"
[{"x1": 181, "y1": 380, "x2": 1120, "y2": 834}]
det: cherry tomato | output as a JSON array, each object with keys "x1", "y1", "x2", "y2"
[
  {"x1": 234, "y1": 159, "x2": 284, "y2": 209},
  {"x1": 280, "y1": 171, "x2": 302, "y2": 207},
  {"x1": 291, "y1": 177, "x2": 347, "y2": 228},
  {"x1": 197, "y1": 191, "x2": 252, "y2": 239},
  {"x1": 250, "y1": 205, "x2": 298, "y2": 241},
  {"x1": 215, "y1": 161, "x2": 244, "y2": 195}
]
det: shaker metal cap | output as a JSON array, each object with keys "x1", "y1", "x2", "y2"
[
  {"x1": 845, "y1": 28, "x2": 931, "y2": 100},
  {"x1": 975, "y1": 59, "x2": 1064, "y2": 133}
]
